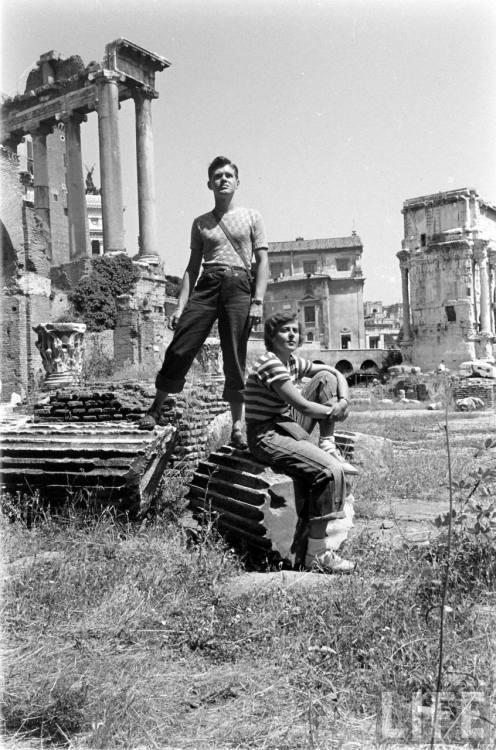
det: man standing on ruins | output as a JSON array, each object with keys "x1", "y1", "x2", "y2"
[{"x1": 140, "y1": 156, "x2": 269, "y2": 448}]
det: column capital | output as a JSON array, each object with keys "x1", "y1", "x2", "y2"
[
  {"x1": 132, "y1": 86, "x2": 159, "y2": 103},
  {"x1": 91, "y1": 69, "x2": 125, "y2": 85},
  {"x1": 473, "y1": 239, "x2": 489, "y2": 263},
  {"x1": 31, "y1": 122, "x2": 54, "y2": 138},
  {"x1": 55, "y1": 111, "x2": 87, "y2": 127},
  {"x1": 487, "y1": 242, "x2": 496, "y2": 264}
]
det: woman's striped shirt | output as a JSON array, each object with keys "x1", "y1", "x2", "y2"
[{"x1": 245, "y1": 351, "x2": 312, "y2": 423}]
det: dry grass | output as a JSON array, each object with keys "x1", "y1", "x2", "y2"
[{"x1": 2, "y1": 411, "x2": 495, "y2": 749}]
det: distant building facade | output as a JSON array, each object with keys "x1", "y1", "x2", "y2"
[
  {"x1": 363, "y1": 301, "x2": 402, "y2": 349},
  {"x1": 265, "y1": 234, "x2": 366, "y2": 350},
  {"x1": 398, "y1": 188, "x2": 496, "y2": 369}
]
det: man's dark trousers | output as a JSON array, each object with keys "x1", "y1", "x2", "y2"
[{"x1": 156, "y1": 266, "x2": 252, "y2": 403}]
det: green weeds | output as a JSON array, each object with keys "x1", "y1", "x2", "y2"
[{"x1": 2, "y1": 412, "x2": 495, "y2": 749}]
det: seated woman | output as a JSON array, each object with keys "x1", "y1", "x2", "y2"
[{"x1": 245, "y1": 311, "x2": 356, "y2": 573}]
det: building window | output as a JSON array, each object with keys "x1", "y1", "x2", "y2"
[
  {"x1": 91, "y1": 240, "x2": 101, "y2": 255},
  {"x1": 304, "y1": 306, "x2": 316, "y2": 325},
  {"x1": 336, "y1": 258, "x2": 350, "y2": 271},
  {"x1": 445, "y1": 305, "x2": 456, "y2": 322},
  {"x1": 369, "y1": 336, "x2": 380, "y2": 349},
  {"x1": 420, "y1": 233, "x2": 426, "y2": 247},
  {"x1": 270, "y1": 262, "x2": 283, "y2": 278},
  {"x1": 306, "y1": 331, "x2": 314, "y2": 342},
  {"x1": 303, "y1": 260, "x2": 317, "y2": 276},
  {"x1": 341, "y1": 334, "x2": 351, "y2": 349}
]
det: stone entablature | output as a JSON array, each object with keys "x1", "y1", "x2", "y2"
[
  {"x1": 398, "y1": 188, "x2": 496, "y2": 369},
  {"x1": 1, "y1": 39, "x2": 170, "y2": 262}
]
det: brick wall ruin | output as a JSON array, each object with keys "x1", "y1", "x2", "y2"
[
  {"x1": 452, "y1": 378, "x2": 496, "y2": 409},
  {"x1": 32, "y1": 379, "x2": 228, "y2": 469}
]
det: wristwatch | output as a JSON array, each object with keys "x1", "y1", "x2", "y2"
[{"x1": 252, "y1": 299, "x2": 263, "y2": 304}]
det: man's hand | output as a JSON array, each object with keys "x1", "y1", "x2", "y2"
[
  {"x1": 326, "y1": 399, "x2": 349, "y2": 422},
  {"x1": 249, "y1": 300, "x2": 263, "y2": 325},
  {"x1": 169, "y1": 307, "x2": 183, "y2": 330}
]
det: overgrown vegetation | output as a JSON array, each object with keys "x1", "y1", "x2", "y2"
[
  {"x1": 80, "y1": 336, "x2": 115, "y2": 382},
  {"x1": 68, "y1": 255, "x2": 141, "y2": 331},
  {"x1": 165, "y1": 274, "x2": 181, "y2": 298},
  {"x1": 2, "y1": 412, "x2": 495, "y2": 749}
]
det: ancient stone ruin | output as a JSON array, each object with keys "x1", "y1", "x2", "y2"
[
  {"x1": 398, "y1": 188, "x2": 496, "y2": 370},
  {"x1": 0, "y1": 39, "x2": 174, "y2": 400}
]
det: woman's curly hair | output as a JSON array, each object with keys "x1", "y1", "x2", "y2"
[{"x1": 264, "y1": 311, "x2": 304, "y2": 351}]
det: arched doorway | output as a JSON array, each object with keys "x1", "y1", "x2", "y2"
[
  {"x1": 335, "y1": 359, "x2": 353, "y2": 376},
  {"x1": 360, "y1": 359, "x2": 379, "y2": 373}
]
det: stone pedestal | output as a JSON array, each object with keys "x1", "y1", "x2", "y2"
[{"x1": 33, "y1": 322, "x2": 86, "y2": 389}]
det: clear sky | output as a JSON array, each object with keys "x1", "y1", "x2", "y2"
[{"x1": 2, "y1": 0, "x2": 496, "y2": 303}]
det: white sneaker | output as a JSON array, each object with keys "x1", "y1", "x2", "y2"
[
  {"x1": 319, "y1": 438, "x2": 359, "y2": 475},
  {"x1": 305, "y1": 549, "x2": 355, "y2": 573}
]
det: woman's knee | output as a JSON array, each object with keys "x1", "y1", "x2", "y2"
[{"x1": 303, "y1": 370, "x2": 338, "y2": 404}]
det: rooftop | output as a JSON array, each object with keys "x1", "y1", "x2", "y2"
[{"x1": 268, "y1": 235, "x2": 362, "y2": 254}]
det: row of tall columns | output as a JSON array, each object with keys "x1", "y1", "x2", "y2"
[
  {"x1": 398, "y1": 243, "x2": 496, "y2": 347},
  {"x1": 95, "y1": 71, "x2": 159, "y2": 259},
  {"x1": 7, "y1": 76, "x2": 160, "y2": 262},
  {"x1": 31, "y1": 117, "x2": 90, "y2": 262}
]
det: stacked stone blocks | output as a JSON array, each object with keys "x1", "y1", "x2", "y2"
[{"x1": 32, "y1": 378, "x2": 229, "y2": 469}]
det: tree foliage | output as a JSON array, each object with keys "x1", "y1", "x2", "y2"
[
  {"x1": 69, "y1": 255, "x2": 140, "y2": 331},
  {"x1": 165, "y1": 275, "x2": 181, "y2": 298},
  {"x1": 380, "y1": 347, "x2": 403, "y2": 373}
]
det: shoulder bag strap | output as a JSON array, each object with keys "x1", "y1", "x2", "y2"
[{"x1": 212, "y1": 209, "x2": 253, "y2": 280}]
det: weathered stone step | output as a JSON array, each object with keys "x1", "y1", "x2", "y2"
[
  {"x1": 1, "y1": 467, "x2": 129, "y2": 486},
  {"x1": 1, "y1": 456, "x2": 134, "y2": 469},
  {"x1": 1, "y1": 421, "x2": 177, "y2": 515},
  {"x1": 207, "y1": 447, "x2": 277, "y2": 477},
  {"x1": 196, "y1": 459, "x2": 272, "y2": 492},
  {"x1": 188, "y1": 483, "x2": 265, "y2": 520},
  {"x1": 190, "y1": 473, "x2": 268, "y2": 506}
]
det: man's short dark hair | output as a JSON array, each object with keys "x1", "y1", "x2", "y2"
[
  {"x1": 208, "y1": 156, "x2": 239, "y2": 180},
  {"x1": 264, "y1": 311, "x2": 304, "y2": 351}
]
